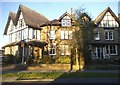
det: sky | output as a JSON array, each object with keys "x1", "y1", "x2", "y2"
[{"x1": 0, "y1": 1, "x2": 119, "y2": 49}]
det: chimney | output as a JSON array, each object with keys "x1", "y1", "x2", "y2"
[
  {"x1": 118, "y1": 1, "x2": 120, "y2": 20},
  {"x1": 71, "y1": 8, "x2": 75, "y2": 22}
]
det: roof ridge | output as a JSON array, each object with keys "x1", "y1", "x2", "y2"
[{"x1": 19, "y1": 4, "x2": 49, "y2": 21}]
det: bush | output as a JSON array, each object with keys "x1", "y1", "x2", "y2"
[
  {"x1": 2, "y1": 54, "x2": 16, "y2": 65},
  {"x1": 41, "y1": 55, "x2": 51, "y2": 64},
  {"x1": 55, "y1": 56, "x2": 70, "y2": 64}
]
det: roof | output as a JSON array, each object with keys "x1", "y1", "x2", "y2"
[
  {"x1": 40, "y1": 12, "x2": 73, "y2": 27},
  {"x1": 4, "y1": 4, "x2": 49, "y2": 35},
  {"x1": 16, "y1": 5, "x2": 49, "y2": 28},
  {"x1": 59, "y1": 12, "x2": 72, "y2": 21},
  {"x1": 40, "y1": 19, "x2": 61, "y2": 27},
  {"x1": 4, "y1": 12, "x2": 16, "y2": 35},
  {"x1": 94, "y1": 7, "x2": 120, "y2": 25}
]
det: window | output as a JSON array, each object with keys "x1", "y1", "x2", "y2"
[
  {"x1": 105, "y1": 45, "x2": 117, "y2": 55},
  {"x1": 49, "y1": 44, "x2": 56, "y2": 55},
  {"x1": 61, "y1": 16, "x2": 71, "y2": 27},
  {"x1": 60, "y1": 45, "x2": 70, "y2": 55},
  {"x1": 69, "y1": 31, "x2": 72, "y2": 39},
  {"x1": 65, "y1": 31, "x2": 68, "y2": 39},
  {"x1": 95, "y1": 32, "x2": 100, "y2": 40},
  {"x1": 50, "y1": 30, "x2": 55, "y2": 39},
  {"x1": 61, "y1": 31, "x2": 64, "y2": 39},
  {"x1": 105, "y1": 45, "x2": 109, "y2": 54},
  {"x1": 105, "y1": 31, "x2": 113, "y2": 40},
  {"x1": 110, "y1": 45, "x2": 117, "y2": 55},
  {"x1": 61, "y1": 31, "x2": 72, "y2": 39},
  {"x1": 33, "y1": 30, "x2": 37, "y2": 39},
  {"x1": 19, "y1": 18, "x2": 24, "y2": 28}
]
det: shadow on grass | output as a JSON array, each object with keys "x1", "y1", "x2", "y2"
[
  {"x1": 48, "y1": 69, "x2": 119, "y2": 85},
  {"x1": 2, "y1": 64, "x2": 28, "y2": 74}
]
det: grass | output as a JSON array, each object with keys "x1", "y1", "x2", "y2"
[{"x1": 2, "y1": 72, "x2": 119, "y2": 80}]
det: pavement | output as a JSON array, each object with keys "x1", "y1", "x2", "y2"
[{"x1": 1, "y1": 78, "x2": 119, "y2": 85}]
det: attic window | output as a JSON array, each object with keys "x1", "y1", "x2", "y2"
[
  {"x1": 61, "y1": 16, "x2": 71, "y2": 27},
  {"x1": 19, "y1": 18, "x2": 24, "y2": 28}
]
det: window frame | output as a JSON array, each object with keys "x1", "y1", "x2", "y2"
[
  {"x1": 60, "y1": 45, "x2": 70, "y2": 55},
  {"x1": 105, "y1": 31, "x2": 114, "y2": 40},
  {"x1": 50, "y1": 30, "x2": 55, "y2": 39},
  {"x1": 49, "y1": 44, "x2": 56, "y2": 55},
  {"x1": 60, "y1": 30, "x2": 72, "y2": 40},
  {"x1": 95, "y1": 32, "x2": 100, "y2": 40},
  {"x1": 61, "y1": 16, "x2": 71, "y2": 27}
]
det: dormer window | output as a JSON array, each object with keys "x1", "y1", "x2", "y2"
[{"x1": 61, "y1": 16, "x2": 71, "y2": 27}]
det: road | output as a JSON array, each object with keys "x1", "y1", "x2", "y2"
[{"x1": 1, "y1": 78, "x2": 119, "y2": 85}]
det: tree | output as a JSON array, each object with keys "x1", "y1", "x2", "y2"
[{"x1": 70, "y1": 7, "x2": 95, "y2": 70}]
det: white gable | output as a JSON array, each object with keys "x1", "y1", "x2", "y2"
[
  {"x1": 61, "y1": 15, "x2": 71, "y2": 27},
  {"x1": 62, "y1": 15, "x2": 71, "y2": 19},
  {"x1": 99, "y1": 12, "x2": 119, "y2": 27},
  {"x1": 7, "y1": 20, "x2": 15, "y2": 34},
  {"x1": 16, "y1": 12, "x2": 26, "y2": 29}
]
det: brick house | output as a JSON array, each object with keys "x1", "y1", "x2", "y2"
[
  {"x1": 3, "y1": 5, "x2": 77, "y2": 64},
  {"x1": 90, "y1": 7, "x2": 120, "y2": 61},
  {"x1": 3, "y1": 5, "x2": 120, "y2": 64}
]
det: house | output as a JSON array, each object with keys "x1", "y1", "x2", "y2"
[
  {"x1": 3, "y1": 5, "x2": 120, "y2": 64},
  {"x1": 3, "y1": 5, "x2": 49, "y2": 64},
  {"x1": 39, "y1": 11, "x2": 77, "y2": 58},
  {"x1": 3, "y1": 5, "x2": 77, "y2": 64},
  {"x1": 90, "y1": 7, "x2": 120, "y2": 60}
]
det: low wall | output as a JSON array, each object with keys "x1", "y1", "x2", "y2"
[{"x1": 27, "y1": 64, "x2": 79, "y2": 71}]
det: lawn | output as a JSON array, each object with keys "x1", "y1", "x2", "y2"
[{"x1": 2, "y1": 72, "x2": 119, "y2": 80}]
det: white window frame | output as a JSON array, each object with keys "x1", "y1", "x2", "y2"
[
  {"x1": 65, "y1": 31, "x2": 68, "y2": 39},
  {"x1": 110, "y1": 45, "x2": 117, "y2": 55},
  {"x1": 105, "y1": 31, "x2": 114, "y2": 40},
  {"x1": 61, "y1": 16, "x2": 71, "y2": 27},
  {"x1": 50, "y1": 30, "x2": 55, "y2": 39},
  {"x1": 61, "y1": 31, "x2": 64, "y2": 39},
  {"x1": 105, "y1": 45, "x2": 117, "y2": 56},
  {"x1": 95, "y1": 32, "x2": 100, "y2": 40},
  {"x1": 61, "y1": 31, "x2": 72, "y2": 40},
  {"x1": 69, "y1": 31, "x2": 72, "y2": 39},
  {"x1": 60, "y1": 45, "x2": 70, "y2": 55},
  {"x1": 49, "y1": 44, "x2": 56, "y2": 55}
]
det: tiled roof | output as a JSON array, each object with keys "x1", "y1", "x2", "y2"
[
  {"x1": 40, "y1": 19, "x2": 61, "y2": 27},
  {"x1": 4, "y1": 4, "x2": 49, "y2": 35},
  {"x1": 40, "y1": 12, "x2": 73, "y2": 27},
  {"x1": 4, "y1": 12, "x2": 16, "y2": 35},
  {"x1": 16, "y1": 5, "x2": 49, "y2": 29}
]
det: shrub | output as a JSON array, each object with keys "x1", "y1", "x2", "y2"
[
  {"x1": 55, "y1": 56, "x2": 70, "y2": 64},
  {"x1": 2, "y1": 54, "x2": 16, "y2": 65},
  {"x1": 41, "y1": 55, "x2": 51, "y2": 64}
]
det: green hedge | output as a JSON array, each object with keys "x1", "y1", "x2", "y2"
[{"x1": 55, "y1": 56, "x2": 70, "y2": 64}]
